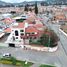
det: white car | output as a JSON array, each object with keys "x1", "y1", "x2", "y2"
[{"x1": 3, "y1": 53, "x2": 11, "y2": 57}]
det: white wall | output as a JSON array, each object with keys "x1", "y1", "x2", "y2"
[{"x1": 11, "y1": 28, "x2": 25, "y2": 41}]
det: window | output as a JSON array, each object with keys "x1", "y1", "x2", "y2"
[
  {"x1": 20, "y1": 30, "x2": 24, "y2": 32},
  {"x1": 15, "y1": 30, "x2": 18, "y2": 36},
  {"x1": 21, "y1": 33, "x2": 24, "y2": 36},
  {"x1": 32, "y1": 33, "x2": 34, "y2": 34},
  {"x1": 16, "y1": 37, "x2": 18, "y2": 39},
  {"x1": 21, "y1": 37, "x2": 23, "y2": 39},
  {"x1": 30, "y1": 37, "x2": 32, "y2": 39},
  {"x1": 34, "y1": 37, "x2": 36, "y2": 39}
]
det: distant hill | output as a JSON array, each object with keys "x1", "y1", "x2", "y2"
[
  {"x1": 0, "y1": 1, "x2": 14, "y2": 7},
  {"x1": 0, "y1": 1, "x2": 7, "y2": 5},
  {"x1": 0, "y1": 0, "x2": 67, "y2": 7}
]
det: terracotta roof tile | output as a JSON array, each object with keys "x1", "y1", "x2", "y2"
[
  {"x1": 34, "y1": 24, "x2": 44, "y2": 28},
  {"x1": 12, "y1": 22, "x2": 25, "y2": 28},
  {"x1": 4, "y1": 28, "x2": 11, "y2": 33},
  {"x1": 26, "y1": 26, "x2": 38, "y2": 33}
]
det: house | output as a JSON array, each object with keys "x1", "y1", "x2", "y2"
[
  {"x1": 53, "y1": 14, "x2": 66, "y2": 21},
  {"x1": 13, "y1": 14, "x2": 28, "y2": 22},
  {"x1": 2, "y1": 18, "x2": 14, "y2": 28},
  {"x1": 11, "y1": 22, "x2": 26, "y2": 41},
  {"x1": 11, "y1": 21, "x2": 44, "y2": 40},
  {"x1": 4, "y1": 28, "x2": 11, "y2": 33},
  {"x1": 25, "y1": 26, "x2": 39, "y2": 39},
  {"x1": 5, "y1": 12, "x2": 45, "y2": 45}
]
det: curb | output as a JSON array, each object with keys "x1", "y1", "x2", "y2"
[
  {"x1": 59, "y1": 29, "x2": 67, "y2": 37},
  {"x1": 22, "y1": 45, "x2": 58, "y2": 52},
  {"x1": 48, "y1": 46, "x2": 58, "y2": 52},
  {"x1": 0, "y1": 43, "x2": 8, "y2": 47}
]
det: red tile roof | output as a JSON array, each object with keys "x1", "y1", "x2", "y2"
[
  {"x1": 12, "y1": 22, "x2": 25, "y2": 28},
  {"x1": 26, "y1": 26, "x2": 38, "y2": 33},
  {"x1": 4, "y1": 28, "x2": 11, "y2": 33},
  {"x1": 3, "y1": 18, "x2": 13, "y2": 24},
  {"x1": 23, "y1": 20, "x2": 33, "y2": 24},
  {"x1": 34, "y1": 24, "x2": 44, "y2": 28}
]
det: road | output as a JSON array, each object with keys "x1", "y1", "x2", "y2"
[
  {"x1": 0, "y1": 64, "x2": 17, "y2": 67},
  {"x1": 0, "y1": 43, "x2": 67, "y2": 67},
  {"x1": 41, "y1": 14, "x2": 67, "y2": 67}
]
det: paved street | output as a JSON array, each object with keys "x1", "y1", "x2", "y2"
[
  {"x1": 0, "y1": 64, "x2": 17, "y2": 67},
  {"x1": 0, "y1": 43, "x2": 67, "y2": 67},
  {"x1": 41, "y1": 14, "x2": 67, "y2": 67}
]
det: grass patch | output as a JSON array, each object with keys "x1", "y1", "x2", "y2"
[
  {"x1": 40, "y1": 64, "x2": 55, "y2": 67},
  {"x1": 0, "y1": 57, "x2": 33, "y2": 67}
]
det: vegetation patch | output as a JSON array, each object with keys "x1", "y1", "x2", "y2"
[
  {"x1": 30, "y1": 29, "x2": 59, "y2": 47},
  {"x1": 0, "y1": 57, "x2": 33, "y2": 67},
  {"x1": 40, "y1": 64, "x2": 56, "y2": 67}
]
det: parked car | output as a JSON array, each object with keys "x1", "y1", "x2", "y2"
[{"x1": 3, "y1": 53, "x2": 11, "y2": 57}]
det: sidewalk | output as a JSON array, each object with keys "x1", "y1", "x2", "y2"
[
  {"x1": 30, "y1": 63, "x2": 40, "y2": 67},
  {"x1": 59, "y1": 29, "x2": 67, "y2": 37},
  {"x1": 0, "y1": 43, "x2": 8, "y2": 47},
  {"x1": 23, "y1": 45, "x2": 58, "y2": 52}
]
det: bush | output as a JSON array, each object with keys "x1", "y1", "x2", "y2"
[{"x1": 10, "y1": 57, "x2": 16, "y2": 65}]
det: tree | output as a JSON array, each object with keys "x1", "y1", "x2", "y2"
[
  {"x1": 49, "y1": 30, "x2": 59, "y2": 47},
  {"x1": 35, "y1": 1, "x2": 38, "y2": 15},
  {"x1": 24, "y1": 5, "x2": 28, "y2": 12},
  {"x1": 38, "y1": 29, "x2": 59, "y2": 47},
  {"x1": 29, "y1": 8, "x2": 32, "y2": 12},
  {"x1": 39, "y1": 34, "x2": 49, "y2": 47}
]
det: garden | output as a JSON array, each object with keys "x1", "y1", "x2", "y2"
[{"x1": 29, "y1": 29, "x2": 59, "y2": 48}]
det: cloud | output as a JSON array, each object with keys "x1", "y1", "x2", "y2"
[
  {"x1": 1, "y1": 0, "x2": 41, "y2": 3},
  {"x1": 2, "y1": 0, "x2": 23, "y2": 3}
]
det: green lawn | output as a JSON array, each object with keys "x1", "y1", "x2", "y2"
[
  {"x1": 0, "y1": 57, "x2": 33, "y2": 67},
  {"x1": 40, "y1": 64, "x2": 56, "y2": 67}
]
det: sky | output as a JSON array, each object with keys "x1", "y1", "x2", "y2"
[{"x1": 1, "y1": 0, "x2": 43, "y2": 3}]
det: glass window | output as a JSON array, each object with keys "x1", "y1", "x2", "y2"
[
  {"x1": 21, "y1": 33, "x2": 24, "y2": 36},
  {"x1": 15, "y1": 30, "x2": 18, "y2": 36},
  {"x1": 20, "y1": 30, "x2": 24, "y2": 32},
  {"x1": 34, "y1": 37, "x2": 36, "y2": 39},
  {"x1": 16, "y1": 37, "x2": 18, "y2": 39},
  {"x1": 32, "y1": 33, "x2": 34, "y2": 34}
]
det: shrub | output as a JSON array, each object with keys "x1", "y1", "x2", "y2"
[{"x1": 10, "y1": 57, "x2": 16, "y2": 65}]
